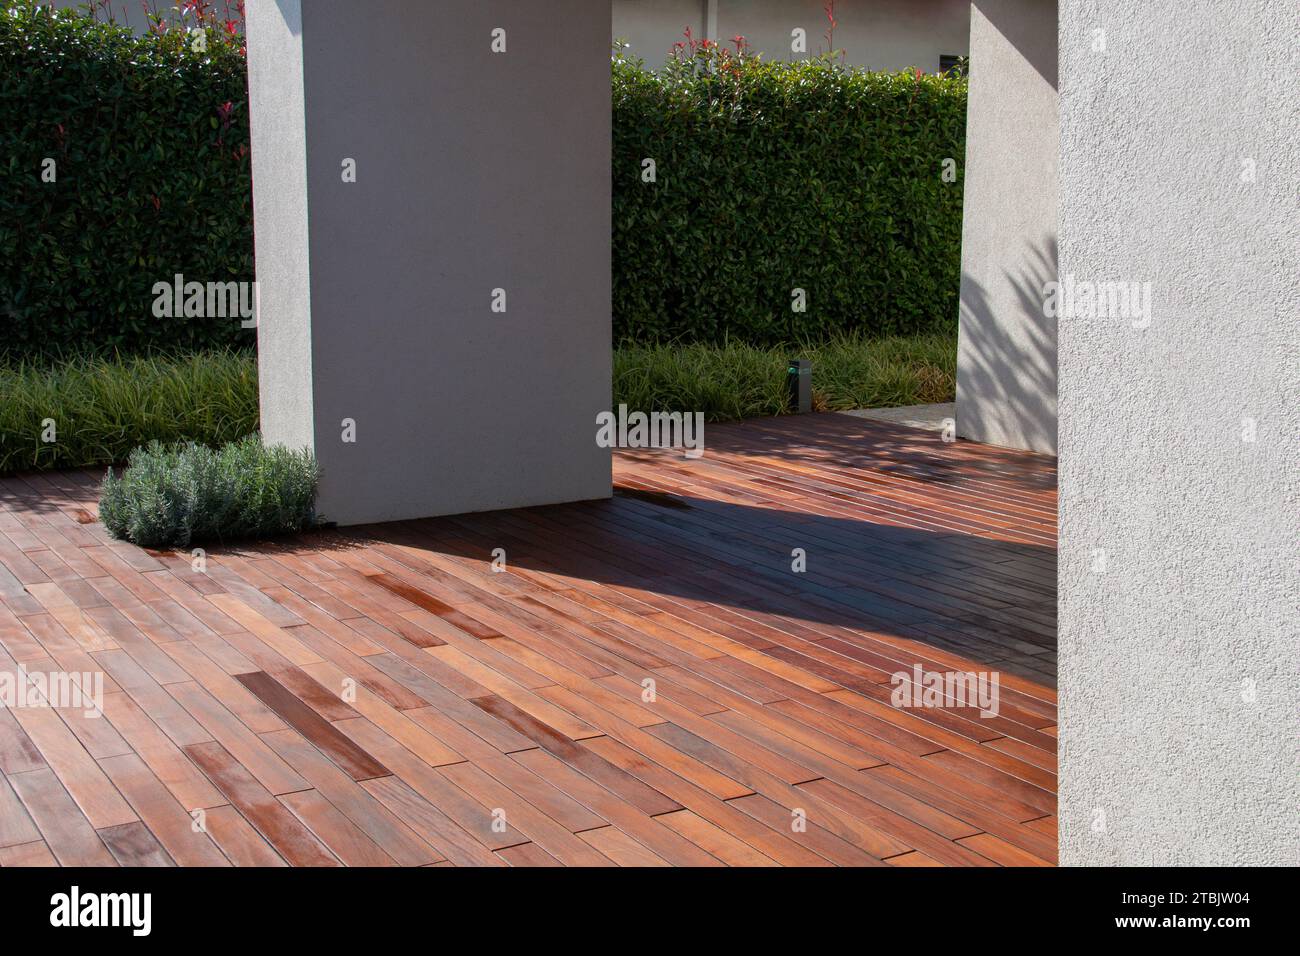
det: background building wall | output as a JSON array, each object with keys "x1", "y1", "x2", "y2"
[
  {"x1": 615, "y1": 0, "x2": 969, "y2": 71},
  {"x1": 613, "y1": 0, "x2": 705, "y2": 61},
  {"x1": 59, "y1": 0, "x2": 970, "y2": 73},
  {"x1": 248, "y1": 0, "x2": 612, "y2": 525},
  {"x1": 1058, "y1": 0, "x2": 1299, "y2": 864},
  {"x1": 51, "y1": 0, "x2": 155, "y2": 33},
  {"x1": 955, "y1": 0, "x2": 1058, "y2": 455}
]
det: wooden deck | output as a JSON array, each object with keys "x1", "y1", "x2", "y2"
[{"x1": 0, "y1": 413, "x2": 1057, "y2": 867}]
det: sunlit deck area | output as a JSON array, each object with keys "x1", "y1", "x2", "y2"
[{"x1": 0, "y1": 412, "x2": 1056, "y2": 867}]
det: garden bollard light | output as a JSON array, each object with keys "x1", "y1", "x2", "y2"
[{"x1": 787, "y1": 359, "x2": 812, "y2": 414}]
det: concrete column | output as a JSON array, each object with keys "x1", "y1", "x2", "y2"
[
  {"x1": 246, "y1": 0, "x2": 612, "y2": 526},
  {"x1": 955, "y1": 0, "x2": 1058, "y2": 454},
  {"x1": 1058, "y1": 0, "x2": 1298, "y2": 864}
]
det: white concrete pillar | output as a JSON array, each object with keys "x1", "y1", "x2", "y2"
[
  {"x1": 1058, "y1": 0, "x2": 1298, "y2": 864},
  {"x1": 955, "y1": 0, "x2": 1058, "y2": 454},
  {"x1": 246, "y1": 0, "x2": 612, "y2": 525}
]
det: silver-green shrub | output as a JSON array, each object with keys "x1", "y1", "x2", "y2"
[{"x1": 99, "y1": 436, "x2": 319, "y2": 548}]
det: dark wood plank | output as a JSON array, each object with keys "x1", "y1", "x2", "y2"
[{"x1": 235, "y1": 671, "x2": 391, "y2": 781}]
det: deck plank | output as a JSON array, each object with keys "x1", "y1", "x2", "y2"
[{"x1": 0, "y1": 413, "x2": 1056, "y2": 866}]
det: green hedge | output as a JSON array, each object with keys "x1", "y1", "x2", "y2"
[
  {"x1": 613, "y1": 46, "x2": 966, "y2": 344},
  {"x1": 614, "y1": 333, "x2": 955, "y2": 421},
  {"x1": 2, "y1": 337, "x2": 953, "y2": 473},
  {"x1": 1, "y1": 7, "x2": 965, "y2": 356},
  {"x1": 0, "y1": 5, "x2": 253, "y2": 357},
  {"x1": 0, "y1": 350, "x2": 258, "y2": 474}
]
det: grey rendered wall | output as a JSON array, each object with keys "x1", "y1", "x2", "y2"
[
  {"x1": 247, "y1": 0, "x2": 612, "y2": 526},
  {"x1": 614, "y1": 0, "x2": 969, "y2": 71},
  {"x1": 613, "y1": 0, "x2": 705, "y2": 63},
  {"x1": 716, "y1": 0, "x2": 969, "y2": 71},
  {"x1": 955, "y1": 0, "x2": 1058, "y2": 455},
  {"x1": 1058, "y1": 0, "x2": 1299, "y2": 864},
  {"x1": 51, "y1": 0, "x2": 154, "y2": 32}
]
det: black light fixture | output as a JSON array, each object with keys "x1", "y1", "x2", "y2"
[{"x1": 787, "y1": 359, "x2": 812, "y2": 414}]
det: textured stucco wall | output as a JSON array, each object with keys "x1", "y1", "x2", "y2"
[
  {"x1": 1058, "y1": 0, "x2": 1300, "y2": 865},
  {"x1": 246, "y1": 0, "x2": 314, "y2": 454},
  {"x1": 247, "y1": 0, "x2": 612, "y2": 525},
  {"x1": 615, "y1": 0, "x2": 970, "y2": 71},
  {"x1": 955, "y1": 0, "x2": 1058, "y2": 455}
]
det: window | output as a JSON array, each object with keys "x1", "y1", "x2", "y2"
[{"x1": 939, "y1": 54, "x2": 967, "y2": 77}]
